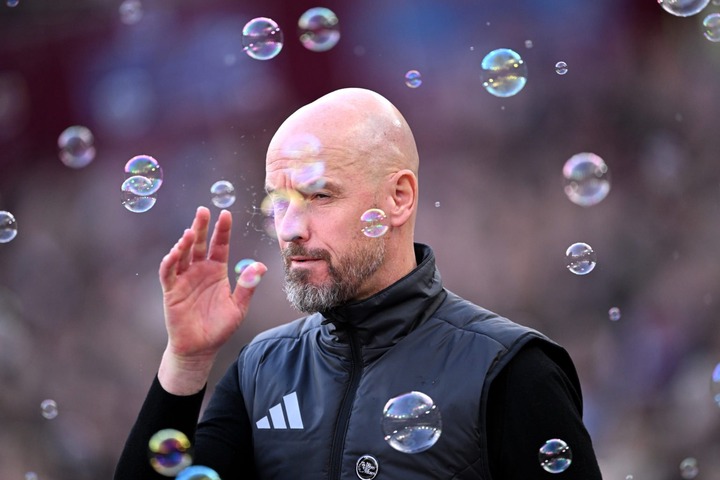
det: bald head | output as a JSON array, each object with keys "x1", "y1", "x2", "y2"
[{"x1": 267, "y1": 88, "x2": 419, "y2": 177}]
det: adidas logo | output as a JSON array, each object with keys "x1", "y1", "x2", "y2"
[{"x1": 256, "y1": 391, "x2": 304, "y2": 429}]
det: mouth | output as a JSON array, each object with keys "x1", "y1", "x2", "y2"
[{"x1": 289, "y1": 256, "x2": 324, "y2": 265}]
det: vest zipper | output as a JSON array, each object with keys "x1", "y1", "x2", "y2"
[{"x1": 329, "y1": 328, "x2": 363, "y2": 480}]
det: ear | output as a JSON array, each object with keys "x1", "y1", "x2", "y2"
[{"x1": 385, "y1": 169, "x2": 417, "y2": 227}]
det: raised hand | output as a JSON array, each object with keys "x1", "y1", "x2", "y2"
[{"x1": 157, "y1": 206, "x2": 267, "y2": 395}]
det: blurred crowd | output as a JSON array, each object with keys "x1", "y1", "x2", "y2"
[{"x1": 1, "y1": 0, "x2": 720, "y2": 478}]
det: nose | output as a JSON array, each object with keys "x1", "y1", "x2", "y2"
[{"x1": 276, "y1": 198, "x2": 309, "y2": 243}]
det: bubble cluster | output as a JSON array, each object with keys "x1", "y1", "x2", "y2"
[
  {"x1": 119, "y1": 0, "x2": 143, "y2": 25},
  {"x1": 608, "y1": 307, "x2": 621, "y2": 322},
  {"x1": 298, "y1": 7, "x2": 340, "y2": 52},
  {"x1": 382, "y1": 391, "x2": 442, "y2": 454},
  {"x1": 122, "y1": 155, "x2": 163, "y2": 213},
  {"x1": 562, "y1": 152, "x2": 610, "y2": 207},
  {"x1": 555, "y1": 61, "x2": 568, "y2": 75},
  {"x1": 58, "y1": 125, "x2": 96, "y2": 169},
  {"x1": 242, "y1": 17, "x2": 283, "y2": 60},
  {"x1": 211, "y1": 180, "x2": 236, "y2": 208},
  {"x1": 565, "y1": 242, "x2": 597, "y2": 275},
  {"x1": 148, "y1": 429, "x2": 193, "y2": 476},
  {"x1": 360, "y1": 208, "x2": 389, "y2": 238},
  {"x1": 404, "y1": 70, "x2": 422, "y2": 88},
  {"x1": 538, "y1": 438, "x2": 573, "y2": 473},
  {"x1": 658, "y1": 0, "x2": 710, "y2": 17},
  {"x1": 40, "y1": 399, "x2": 58, "y2": 419},
  {"x1": 702, "y1": 13, "x2": 720, "y2": 42},
  {"x1": 176, "y1": 465, "x2": 221, "y2": 480},
  {"x1": 480, "y1": 48, "x2": 527, "y2": 98},
  {"x1": 0, "y1": 210, "x2": 17, "y2": 243},
  {"x1": 680, "y1": 457, "x2": 699, "y2": 479}
]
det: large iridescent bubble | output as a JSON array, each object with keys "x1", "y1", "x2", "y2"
[
  {"x1": 298, "y1": 7, "x2": 340, "y2": 52},
  {"x1": 480, "y1": 48, "x2": 527, "y2": 98},
  {"x1": 242, "y1": 17, "x2": 283, "y2": 60},
  {"x1": 658, "y1": 0, "x2": 710, "y2": 17},
  {"x1": 382, "y1": 391, "x2": 442, "y2": 454},
  {"x1": 562, "y1": 152, "x2": 610, "y2": 207}
]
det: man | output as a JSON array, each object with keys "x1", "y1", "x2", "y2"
[{"x1": 115, "y1": 88, "x2": 602, "y2": 479}]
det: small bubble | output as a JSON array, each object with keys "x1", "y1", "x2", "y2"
[
  {"x1": 562, "y1": 152, "x2": 610, "y2": 207},
  {"x1": 235, "y1": 259, "x2": 261, "y2": 288},
  {"x1": 608, "y1": 307, "x2": 621, "y2": 321},
  {"x1": 565, "y1": 242, "x2": 597, "y2": 275},
  {"x1": 210, "y1": 180, "x2": 236, "y2": 208},
  {"x1": 298, "y1": 7, "x2": 340, "y2": 52},
  {"x1": 480, "y1": 48, "x2": 527, "y2": 98},
  {"x1": 626, "y1": 476, "x2": 634, "y2": 480},
  {"x1": 658, "y1": 0, "x2": 710, "y2": 17},
  {"x1": 148, "y1": 429, "x2": 193, "y2": 476},
  {"x1": 7, "y1": 0, "x2": 19, "y2": 7},
  {"x1": 703, "y1": 13, "x2": 720, "y2": 42},
  {"x1": 0, "y1": 211, "x2": 17, "y2": 243},
  {"x1": 555, "y1": 61, "x2": 568, "y2": 75},
  {"x1": 119, "y1": 0, "x2": 143, "y2": 25},
  {"x1": 382, "y1": 391, "x2": 442, "y2": 454},
  {"x1": 360, "y1": 208, "x2": 388, "y2": 238},
  {"x1": 176, "y1": 465, "x2": 221, "y2": 480},
  {"x1": 404, "y1": 70, "x2": 422, "y2": 88},
  {"x1": 434, "y1": 201, "x2": 440, "y2": 208},
  {"x1": 711, "y1": 362, "x2": 720, "y2": 407},
  {"x1": 58, "y1": 125, "x2": 96, "y2": 169},
  {"x1": 680, "y1": 457, "x2": 699, "y2": 479},
  {"x1": 538, "y1": 438, "x2": 573, "y2": 473},
  {"x1": 242, "y1": 17, "x2": 283, "y2": 60},
  {"x1": 40, "y1": 399, "x2": 58, "y2": 419},
  {"x1": 524, "y1": 39, "x2": 534, "y2": 48},
  {"x1": 24, "y1": 473, "x2": 38, "y2": 480}
]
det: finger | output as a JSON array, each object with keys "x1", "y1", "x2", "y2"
[
  {"x1": 208, "y1": 210, "x2": 233, "y2": 263},
  {"x1": 191, "y1": 206, "x2": 211, "y2": 261},
  {"x1": 159, "y1": 232, "x2": 191, "y2": 290},
  {"x1": 233, "y1": 261, "x2": 268, "y2": 305},
  {"x1": 176, "y1": 229, "x2": 195, "y2": 274}
]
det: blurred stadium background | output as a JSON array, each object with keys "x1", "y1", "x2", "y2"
[{"x1": 1, "y1": 0, "x2": 720, "y2": 478}]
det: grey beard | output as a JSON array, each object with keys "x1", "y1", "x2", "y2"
[{"x1": 282, "y1": 240, "x2": 386, "y2": 313}]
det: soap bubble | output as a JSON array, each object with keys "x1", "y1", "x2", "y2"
[
  {"x1": 404, "y1": 70, "x2": 422, "y2": 88},
  {"x1": 538, "y1": 438, "x2": 572, "y2": 474},
  {"x1": 298, "y1": 7, "x2": 340, "y2": 52},
  {"x1": 124, "y1": 155, "x2": 163, "y2": 195},
  {"x1": 360, "y1": 208, "x2": 388, "y2": 238},
  {"x1": 382, "y1": 391, "x2": 442, "y2": 454},
  {"x1": 702, "y1": 13, "x2": 720, "y2": 42},
  {"x1": 480, "y1": 48, "x2": 527, "y2": 98},
  {"x1": 211, "y1": 180, "x2": 236, "y2": 208},
  {"x1": 121, "y1": 178, "x2": 157, "y2": 213},
  {"x1": 555, "y1": 61, "x2": 568, "y2": 75},
  {"x1": 434, "y1": 201, "x2": 441, "y2": 208},
  {"x1": 58, "y1": 125, "x2": 96, "y2": 168},
  {"x1": 24, "y1": 473, "x2": 38, "y2": 480},
  {"x1": 524, "y1": 39, "x2": 534, "y2": 48},
  {"x1": 242, "y1": 17, "x2": 283, "y2": 60},
  {"x1": 235, "y1": 258, "x2": 262, "y2": 288},
  {"x1": 658, "y1": 0, "x2": 710, "y2": 17},
  {"x1": 148, "y1": 429, "x2": 193, "y2": 476},
  {"x1": 680, "y1": 457, "x2": 699, "y2": 479},
  {"x1": 119, "y1": 0, "x2": 143, "y2": 25},
  {"x1": 7, "y1": 0, "x2": 19, "y2": 7},
  {"x1": 0, "y1": 210, "x2": 17, "y2": 243},
  {"x1": 176, "y1": 465, "x2": 221, "y2": 480},
  {"x1": 562, "y1": 152, "x2": 610, "y2": 207},
  {"x1": 40, "y1": 399, "x2": 58, "y2": 419},
  {"x1": 608, "y1": 307, "x2": 621, "y2": 322},
  {"x1": 291, "y1": 161, "x2": 326, "y2": 194},
  {"x1": 565, "y1": 242, "x2": 597, "y2": 275},
  {"x1": 711, "y1": 362, "x2": 720, "y2": 407}
]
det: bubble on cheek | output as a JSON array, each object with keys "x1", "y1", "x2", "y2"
[{"x1": 360, "y1": 208, "x2": 388, "y2": 238}]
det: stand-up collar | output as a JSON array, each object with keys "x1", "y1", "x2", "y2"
[{"x1": 320, "y1": 243, "x2": 446, "y2": 353}]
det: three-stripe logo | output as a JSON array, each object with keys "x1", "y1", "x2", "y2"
[{"x1": 256, "y1": 391, "x2": 304, "y2": 429}]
